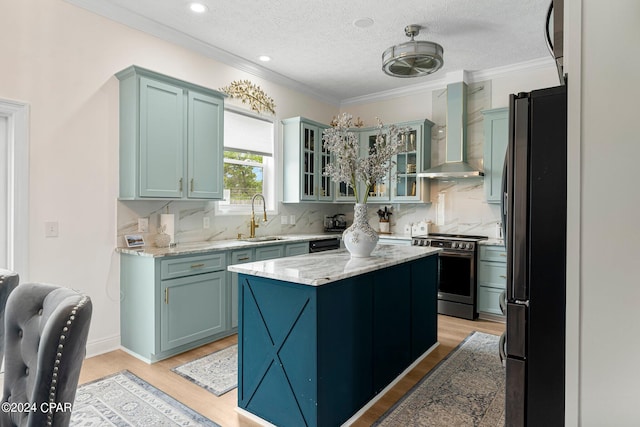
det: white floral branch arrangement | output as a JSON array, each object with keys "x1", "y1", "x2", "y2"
[{"x1": 322, "y1": 113, "x2": 407, "y2": 204}]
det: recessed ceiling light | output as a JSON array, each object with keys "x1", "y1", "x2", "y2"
[
  {"x1": 258, "y1": 55, "x2": 271, "y2": 62},
  {"x1": 189, "y1": 3, "x2": 208, "y2": 13},
  {"x1": 353, "y1": 17, "x2": 374, "y2": 28}
]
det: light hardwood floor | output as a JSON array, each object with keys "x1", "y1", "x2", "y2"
[{"x1": 79, "y1": 315, "x2": 505, "y2": 426}]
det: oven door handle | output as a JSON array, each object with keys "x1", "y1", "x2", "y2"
[{"x1": 438, "y1": 251, "x2": 473, "y2": 258}]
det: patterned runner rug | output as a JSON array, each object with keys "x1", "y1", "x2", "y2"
[
  {"x1": 374, "y1": 331, "x2": 505, "y2": 427},
  {"x1": 71, "y1": 370, "x2": 220, "y2": 426},
  {"x1": 172, "y1": 344, "x2": 238, "y2": 396}
]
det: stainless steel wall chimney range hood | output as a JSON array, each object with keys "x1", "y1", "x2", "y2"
[{"x1": 418, "y1": 81, "x2": 484, "y2": 178}]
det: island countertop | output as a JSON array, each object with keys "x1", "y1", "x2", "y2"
[{"x1": 228, "y1": 244, "x2": 440, "y2": 286}]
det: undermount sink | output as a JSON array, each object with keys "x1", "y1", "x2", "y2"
[{"x1": 239, "y1": 236, "x2": 285, "y2": 242}]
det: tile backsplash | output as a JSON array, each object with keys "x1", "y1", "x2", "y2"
[
  {"x1": 363, "y1": 178, "x2": 502, "y2": 238},
  {"x1": 117, "y1": 200, "x2": 344, "y2": 247},
  {"x1": 117, "y1": 181, "x2": 502, "y2": 248}
]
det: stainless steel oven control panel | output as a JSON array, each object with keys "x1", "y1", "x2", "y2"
[{"x1": 411, "y1": 238, "x2": 476, "y2": 251}]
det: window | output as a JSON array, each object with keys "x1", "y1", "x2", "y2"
[{"x1": 219, "y1": 109, "x2": 275, "y2": 212}]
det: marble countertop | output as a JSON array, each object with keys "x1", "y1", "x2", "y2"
[
  {"x1": 479, "y1": 238, "x2": 505, "y2": 247},
  {"x1": 377, "y1": 233, "x2": 412, "y2": 240},
  {"x1": 228, "y1": 244, "x2": 441, "y2": 286},
  {"x1": 116, "y1": 233, "x2": 341, "y2": 257}
]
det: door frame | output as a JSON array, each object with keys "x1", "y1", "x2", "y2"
[{"x1": 0, "y1": 98, "x2": 29, "y2": 279}]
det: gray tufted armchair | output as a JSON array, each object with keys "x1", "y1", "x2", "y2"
[
  {"x1": 0, "y1": 269, "x2": 20, "y2": 364},
  {"x1": 0, "y1": 283, "x2": 92, "y2": 427}
]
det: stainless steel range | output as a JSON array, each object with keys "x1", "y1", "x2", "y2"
[{"x1": 412, "y1": 233, "x2": 488, "y2": 320}]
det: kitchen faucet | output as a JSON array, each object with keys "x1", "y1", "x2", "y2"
[{"x1": 250, "y1": 193, "x2": 267, "y2": 238}]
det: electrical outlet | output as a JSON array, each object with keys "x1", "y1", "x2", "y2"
[
  {"x1": 45, "y1": 221, "x2": 59, "y2": 238},
  {"x1": 137, "y1": 217, "x2": 149, "y2": 232},
  {"x1": 203, "y1": 217, "x2": 210, "y2": 229},
  {"x1": 280, "y1": 215, "x2": 288, "y2": 225},
  {"x1": 289, "y1": 215, "x2": 296, "y2": 225}
]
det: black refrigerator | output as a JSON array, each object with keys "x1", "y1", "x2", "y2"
[{"x1": 502, "y1": 85, "x2": 567, "y2": 426}]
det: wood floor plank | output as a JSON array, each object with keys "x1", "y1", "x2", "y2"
[{"x1": 79, "y1": 315, "x2": 504, "y2": 426}]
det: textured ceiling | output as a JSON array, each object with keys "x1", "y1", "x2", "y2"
[{"x1": 66, "y1": 0, "x2": 552, "y2": 103}]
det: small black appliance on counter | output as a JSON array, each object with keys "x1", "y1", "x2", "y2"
[{"x1": 324, "y1": 214, "x2": 347, "y2": 232}]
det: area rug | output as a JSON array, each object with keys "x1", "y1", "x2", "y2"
[
  {"x1": 71, "y1": 370, "x2": 220, "y2": 426},
  {"x1": 172, "y1": 344, "x2": 238, "y2": 396},
  {"x1": 374, "y1": 331, "x2": 505, "y2": 427}
]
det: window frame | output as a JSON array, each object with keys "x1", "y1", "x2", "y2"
[{"x1": 216, "y1": 107, "x2": 277, "y2": 215}]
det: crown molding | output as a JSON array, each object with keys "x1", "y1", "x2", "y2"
[
  {"x1": 64, "y1": 0, "x2": 341, "y2": 106},
  {"x1": 341, "y1": 57, "x2": 557, "y2": 106}
]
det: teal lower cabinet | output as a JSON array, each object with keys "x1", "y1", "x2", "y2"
[
  {"x1": 120, "y1": 251, "x2": 233, "y2": 363},
  {"x1": 237, "y1": 255, "x2": 438, "y2": 427},
  {"x1": 477, "y1": 245, "x2": 507, "y2": 316},
  {"x1": 229, "y1": 249, "x2": 254, "y2": 329},
  {"x1": 160, "y1": 271, "x2": 226, "y2": 351},
  {"x1": 254, "y1": 244, "x2": 284, "y2": 261},
  {"x1": 284, "y1": 241, "x2": 309, "y2": 257}
]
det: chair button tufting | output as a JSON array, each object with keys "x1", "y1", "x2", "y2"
[
  {"x1": 25, "y1": 367, "x2": 29, "y2": 376},
  {"x1": 38, "y1": 308, "x2": 43, "y2": 315},
  {"x1": 18, "y1": 329, "x2": 23, "y2": 338}
]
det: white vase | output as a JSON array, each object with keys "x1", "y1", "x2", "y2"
[{"x1": 343, "y1": 203, "x2": 379, "y2": 258}]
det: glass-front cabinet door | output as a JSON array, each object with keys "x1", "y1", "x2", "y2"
[
  {"x1": 392, "y1": 119, "x2": 434, "y2": 203},
  {"x1": 301, "y1": 124, "x2": 316, "y2": 200},
  {"x1": 282, "y1": 117, "x2": 332, "y2": 203},
  {"x1": 361, "y1": 129, "x2": 391, "y2": 202},
  {"x1": 335, "y1": 181, "x2": 356, "y2": 202},
  {"x1": 318, "y1": 136, "x2": 332, "y2": 201},
  {"x1": 394, "y1": 127, "x2": 420, "y2": 201}
]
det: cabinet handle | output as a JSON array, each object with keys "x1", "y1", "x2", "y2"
[
  {"x1": 164, "y1": 288, "x2": 169, "y2": 304},
  {"x1": 190, "y1": 179, "x2": 194, "y2": 192},
  {"x1": 500, "y1": 275, "x2": 507, "y2": 279},
  {"x1": 190, "y1": 263, "x2": 205, "y2": 268},
  {"x1": 238, "y1": 257, "x2": 250, "y2": 261},
  {"x1": 179, "y1": 178, "x2": 183, "y2": 192},
  {"x1": 499, "y1": 253, "x2": 506, "y2": 257}
]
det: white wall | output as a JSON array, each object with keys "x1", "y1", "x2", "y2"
[
  {"x1": 0, "y1": 0, "x2": 336, "y2": 356},
  {"x1": 0, "y1": 116, "x2": 6, "y2": 267},
  {"x1": 568, "y1": 0, "x2": 640, "y2": 424}
]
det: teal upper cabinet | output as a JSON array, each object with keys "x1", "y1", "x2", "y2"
[
  {"x1": 482, "y1": 108, "x2": 508, "y2": 203},
  {"x1": 282, "y1": 117, "x2": 332, "y2": 202},
  {"x1": 282, "y1": 116, "x2": 433, "y2": 204},
  {"x1": 116, "y1": 66, "x2": 225, "y2": 200},
  {"x1": 359, "y1": 119, "x2": 434, "y2": 204},
  {"x1": 187, "y1": 91, "x2": 224, "y2": 199},
  {"x1": 392, "y1": 119, "x2": 433, "y2": 203}
]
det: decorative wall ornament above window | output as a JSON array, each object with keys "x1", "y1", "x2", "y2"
[
  {"x1": 219, "y1": 80, "x2": 276, "y2": 115},
  {"x1": 331, "y1": 115, "x2": 364, "y2": 128}
]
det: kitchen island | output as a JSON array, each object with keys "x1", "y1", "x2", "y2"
[{"x1": 228, "y1": 245, "x2": 440, "y2": 427}]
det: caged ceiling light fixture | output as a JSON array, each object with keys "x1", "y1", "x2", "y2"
[{"x1": 382, "y1": 24, "x2": 444, "y2": 78}]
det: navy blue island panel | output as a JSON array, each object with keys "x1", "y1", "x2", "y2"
[{"x1": 237, "y1": 255, "x2": 438, "y2": 427}]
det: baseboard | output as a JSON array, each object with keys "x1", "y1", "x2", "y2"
[
  {"x1": 478, "y1": 312, "x2": 506, "y2": 323},
  {"x1": 85, "y1": 334, "x2": 120, "y2": 359},
  {"x1": 235, "y1": 407, "x2": 278, "y2": 427}
]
